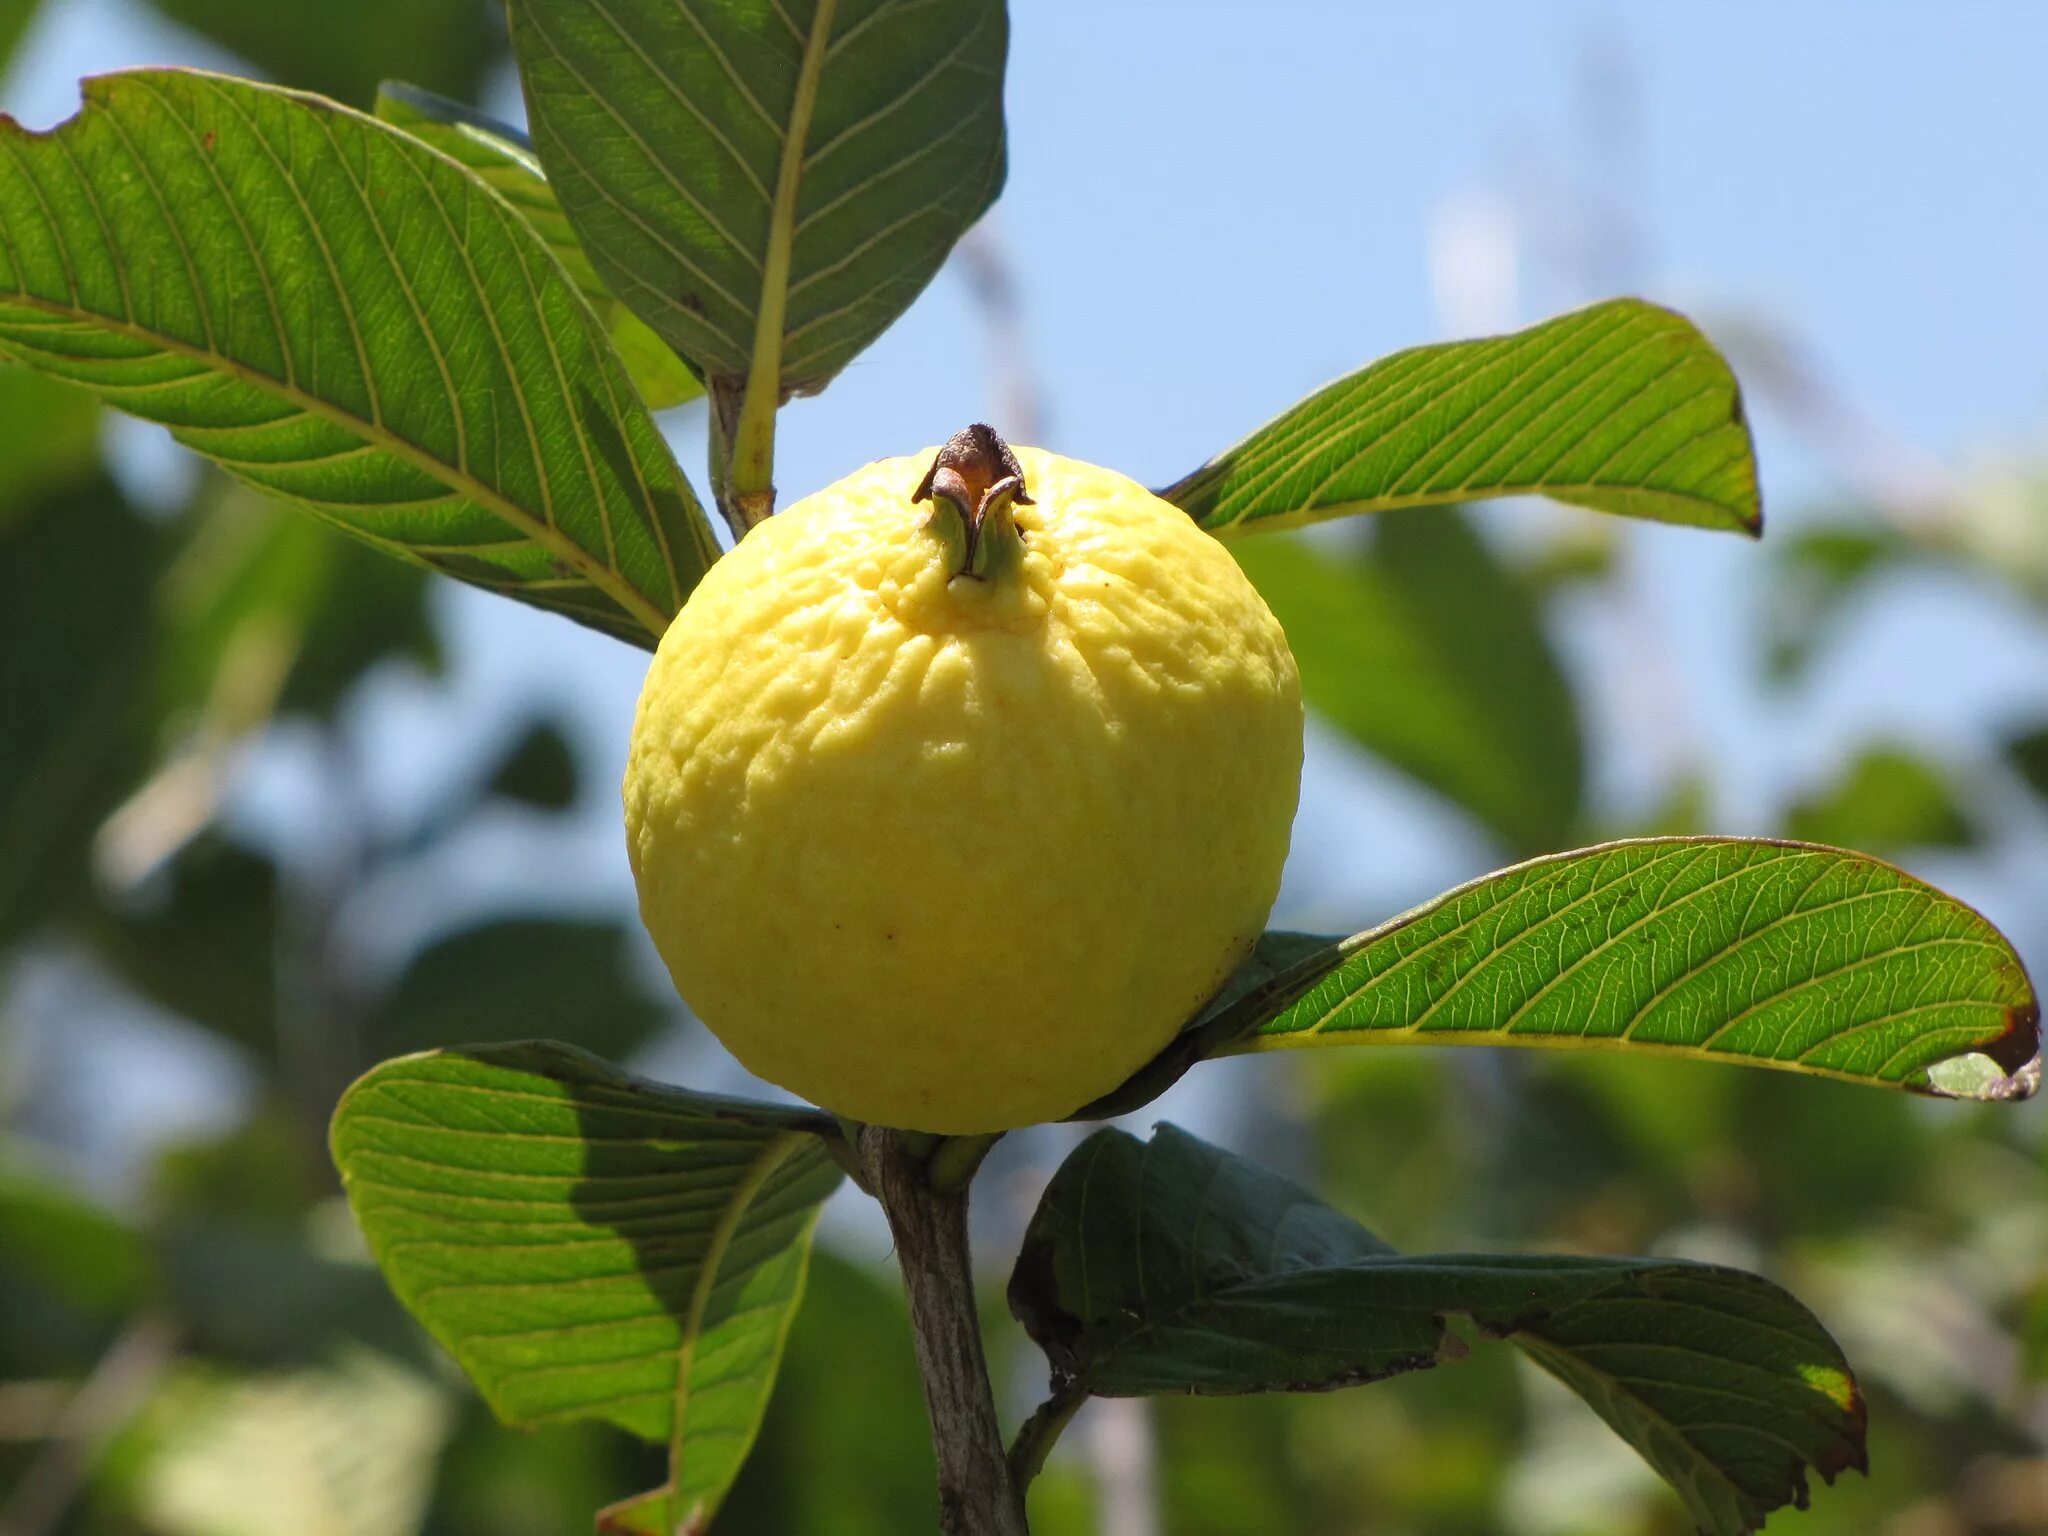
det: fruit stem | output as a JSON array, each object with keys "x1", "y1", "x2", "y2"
[
  {"x1": 914, "y1": 423, "x2": 1034, "y2": 582},
  {"x1": 860, "y1": 1126, "x2": 1030, "y2": 1536}
]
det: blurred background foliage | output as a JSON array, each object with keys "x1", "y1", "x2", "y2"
[{"x1": 3, "y1": 3, "x2": 2047, "y2": 1535}]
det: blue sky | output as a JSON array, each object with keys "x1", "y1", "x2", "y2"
[{"x1": 8, "y1": 0, "x2": 2048, "y2": 1135}]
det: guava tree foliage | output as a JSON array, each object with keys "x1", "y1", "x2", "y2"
[{"x1": 0, "y1": 6, "x2": 2037, "y2": 1536}]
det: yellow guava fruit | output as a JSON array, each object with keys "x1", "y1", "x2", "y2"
[{"x1": 623, "y1": 426, "x2": 1302, "y2": 1134}]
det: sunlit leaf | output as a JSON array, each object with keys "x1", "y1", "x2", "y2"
[
  {"x1": 1218, "y1": 838, "x2": 2040, "y2": 1100},
  {"x1": 373, "y1": 83, "x2": 701, "y2": 410},
  {"x1": 0, "y1": 70, "x2": 718, "y2": 646},
  {"x1": 504, "y1": 0, "x2": 1007, "y2": 398},
  {"x1": 333, "y1": 1043, "x2": 843, "y2": 1536},
  {"x1": 1163, "y1": 300, "x2": 1760, "y2": 538},
  {"x1": 1232, "y1": 508, "x2": 1582, "y2": 854},
  {"x1": 1010, "y1": 1126, "x2": 1866, "y2": 1536}
]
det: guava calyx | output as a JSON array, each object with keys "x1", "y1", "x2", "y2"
[{"x1": 913, "y1": 422, "x2": 1035, "y2": 581}]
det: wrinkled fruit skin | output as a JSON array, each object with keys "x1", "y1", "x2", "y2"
[{"x1": 624, "y1": 447, "x2": 1303, "y2": 1133}]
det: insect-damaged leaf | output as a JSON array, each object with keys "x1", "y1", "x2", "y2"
[{"x1": 0, "y1": 71, "x2": 718, "y2": 645}]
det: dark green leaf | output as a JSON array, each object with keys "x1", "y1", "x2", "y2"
[
  {"x1": 0, "y1": 473, "x2": 157, "y2": 945},
  {"x1": 373, "y1": 83, "x2": 701, "y2": 411},
  {"x1": 1011, "y1": 1125, "x2": 1866, "y2": 1536},
  {"x1": 504, "y1": 0, "x2": 1008, "y2": 395},
  {"x1": 0, "y1": 366, "x2": 101, "y2": 530},
  {"x1": 143, "y1": 0, "x2": 505, "y2": 108},
  {"x1": 0, "y1": 1, "x2": 43, "y2": 78},
  {"x1": 366, "y1": 919, "x2": 667, "y2": 1063},
  {"x1": 0, "y1": 1139, "x2": 149, "y2": 1373},
  {"x1": 1203, "y1": 930, "x2": 1338, "y2": 1019},
  {"x1": 332, "y1": 1043, "x2": 842, "y2": 1534},
  {"x1": 1162, "y1": 300, "x2": 1760, "y2": 538},
  {"x1": 0, "y1": 71, "x2": 718, "y2": 647},
  {"x1": 0, "y1": 1145, "x2": 147, "y2": 1313},
  {"x1": 485, "y1": 720, "x2": 579, "y2": 811},
  {"x1": 86, "y1": 832, "x2": 280, "y2": 1056},
  {"x1": 1231, "y1": 508, "x2": 1582, "y2": 853},
  {"x1": 1785, "y1": 745, "x2": 1976, "y2": 855},
  {"x1": 1222, "y1": 838, "x2": 2040, "y2": 1100},
  {"x1": 2005, "y1": 723, "x2": 2048, "y2": 807}
]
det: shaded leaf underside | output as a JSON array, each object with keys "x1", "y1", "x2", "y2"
[
  {"x1": 1231, "y1": 838, "x2": 2039, "y2": 1099},
  {"x1": 332, "y1": 1044, "x2": 842, "y2": 1533},
  {"x1": 1163, "y1": 299, "x2": 1761, "y2": 538},
  {"x1": 372, "y1": 82, "x2": 701, "y2": 411},
  {"x1": 0, "y1": 69, "x2": 717, "y2": 646}
]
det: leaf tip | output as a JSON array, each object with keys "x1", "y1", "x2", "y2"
[{"x1": 1920, "y1": 995, "x2": 2041, "y2": 1102}]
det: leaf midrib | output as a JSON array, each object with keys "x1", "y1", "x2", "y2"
[
  {"x1": 669, "y1": 1129, "x2": 808, "y2": 1507},
  {"x1": 0, "y1": 293, "x2": 670, "y2": 639},
  {"x1": 1074, "y1": 1251, "x2": 1671, "y2": 1390},
  {"x1": 741, "y1": 0, "x2": 835, "y2": 399}
]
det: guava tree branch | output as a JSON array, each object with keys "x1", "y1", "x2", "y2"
[{"x1": 859, "y1": 1127, "x2": 1028, "y2": 1536}]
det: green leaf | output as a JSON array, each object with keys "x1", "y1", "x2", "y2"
[
  {"x1": 86, "y1": 833, "x2": 280, "y2": 1056},
  {"x1": 1785, "y1": 745, "x2": 1976, "y2": 855},
  {"x1": 0, "y1": 473, "x2": 157, "y2": 946},
  {"x1": 0, "y1": 0, "x2": 45, "y2": 80},
  {"x1": 1231, "y1": 508, "x2": 1582, "y2": 854},
  {"x1": 2004, "y1": 722, "x2": 2048, "y2": 808},
  {"x1": 332, "y1": 1043, "x2": 843, "y2": 1535},
  {"x1": 1760, "y1": 522, "x2": 1905, "y2": 681},
  {"x1": 715, "y1": 1248, "x2": 938, "y2": 1535},
  {"x1": 1010, "y1": 1125, "x2": 1866, "y2": 1536},
  {"x1": 142, "y1": 0, "x2": 506, "y2": 108},
  {"x1": 0, "y1": 367, "x2": 101, "y2": 530},
  {"x1": 504, "y1": 0, "x2": 1008, "y2": 396},
  {"x1": 0, "y1": 70, "x2": 718, "y2": 647},
  {"x1": 365, "y1": 919, "x2": 670, "y2": 1064},
  {"x1": 1162, "y1": 300, "x2": 1761, "y2": 538},
  {"x1": 0, "y1": 1144, "x2": 148, "y2": 1314},
  {"x1": 372, "y1": 83, "x2": 701, "y2": 411},
  {"x1": 485, "y1": 719, "x2": 579, "y2": 810},
  {"x1": 1222, "y1": 838, "x2": 2041, "y2": 1100}
]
